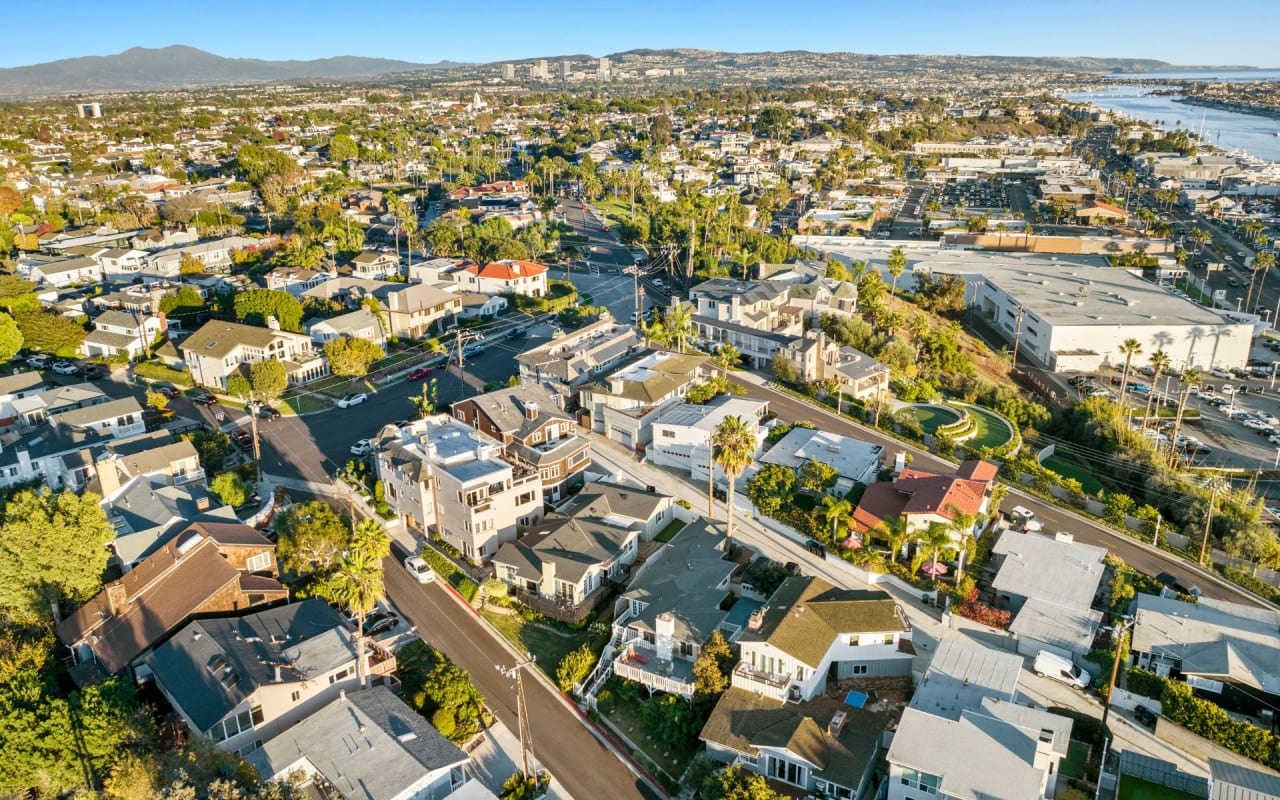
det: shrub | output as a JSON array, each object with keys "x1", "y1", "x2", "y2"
[
  {"x1": 1125, "y1": 668, "x2": 1167, "y2": 701},
  {"x1": 556, "y1": 643, "x2": 598, "y2": 692},
  {"x1": 482, "y1": 578, "x2": 508, "y2": 599},
  {"x1": 420, "y1": 545, "x2": 480, "y2": 602},
  {"x1": 596, "y1": 689, "x2": 616, "y2": 714},
  {"x1": 1161, "y1": 680, "x2": 1280, "y2": 769},
  {"x1": 431, "y1": 708, "x2": 456, "y2": 737},
  {"x1": 955, "y1": 588, "x2": 1011, "y2": 629}
]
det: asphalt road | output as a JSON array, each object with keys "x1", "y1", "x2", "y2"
[
  {"x1": 383, "y1": 553, "x2": 660, "y2": 800},
  {"x1": 730, "y1": 374, "x2": 1270, "y2": 608}
]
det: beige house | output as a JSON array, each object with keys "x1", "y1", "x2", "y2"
[{"x1": 182, "y1": 320, "x2": 328, "y2": 390}]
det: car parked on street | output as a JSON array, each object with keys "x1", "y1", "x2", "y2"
[
  {"x1": 404, "y1": 555, "x2": 436, "y2": 583},
  {"x1": 350, "y1": 438, "x2": 373, "y2": 456},
  {"x1": 151, "y1": 382, "x2": 180, "y2": 398},
  {"x1": 257, "y1": 406, "x2": 281, "y2": 421},
  {"x1": 407, "y1": 367, "x2": 432, "y2": 381},
  {"x1": 51, "y1": 361, "x2": 79, "y2": 375},
  {"x1": 191, "y1": 391, "x2": 217, "y2": 405},
  {"x1": 338, "y1": 392, "x2": 368, "y2": 408}
]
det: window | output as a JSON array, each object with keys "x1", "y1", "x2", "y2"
[
  {"x1": 849, "y1": 664, "x2": 868, "y2": 675},
  {"x1": 570, "y1": 451, "x2": 587, "y2": 466},
  {"x1": 290, "y1": 690, "x2": 301, "y2": 703},
  {"x1": 662, "y1": 430, "x2": 676, "y2": 438},
  {"x1": 900, "y1": 769, "x2": 940, "y2": 795},
  {"x1": 884, "y1": 633, "x2": 896, "y2": 645},
  {"x1": 328, "y1": 667, "x2": 352, "y2": 684},
  {"x1": 540, "y1": 465, "x2": 560, "y2": 480},
  {"x1": 245, "y1": 552, "x2": 272, "y2": 572}
]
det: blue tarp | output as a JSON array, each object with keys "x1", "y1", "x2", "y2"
[{"x1": 844, "y1": 691, "x2": 868, "y2": 709}]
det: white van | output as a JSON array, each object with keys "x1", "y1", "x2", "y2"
[{"x1": 1033, "y1": 650, "x2": 1091, "y2": 690}]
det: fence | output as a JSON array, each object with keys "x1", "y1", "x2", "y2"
[{"x1": 1115, "y1": 751, "x2": 1208, "y2": 797}]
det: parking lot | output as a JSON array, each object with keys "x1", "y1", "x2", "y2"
[{"x1": 938, "y1": 178, "x2": 1010, "y2": 213}]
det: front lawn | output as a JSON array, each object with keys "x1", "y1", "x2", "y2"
[
  {"x1": 480, "y1": 608, "x2": 603, "y2": 680},
  {"x1": 281, "y1": 392, "x2": 331, "y2": 414},
  {"x1": 133, "y1": 362, "x2": 193, "y2": 387},
  {"x1": 655, "y1": 519, "x2": 686, "y2": 543},
  {"x1": 1060, "y1": 740, "x2": 1090, "y2": 779}
]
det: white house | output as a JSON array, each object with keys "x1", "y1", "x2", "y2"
[
  {"x1": 182, "y1": 320, "x2": 329, "y2": 390},
  {"x1": 81, "y1": 309, "x2": 166, "y2": 361},
  {"x1": 648, "y1": 395, "x2": 769, "y2": 483},
  {"x1": 306, "y1": 308, "x2": 387, "y2": 348},
  {"x1": 455, "y1": 260, "x2": 549, "y2": 297}
]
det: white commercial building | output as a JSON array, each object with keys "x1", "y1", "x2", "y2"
[{"x1": 801, "y1": 239, "x2": 1253, "y2": 373}]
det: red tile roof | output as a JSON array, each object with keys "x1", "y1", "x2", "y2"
[
  {"x1": 852, "y1": 464, "x2": 994, "y2": 532},
  {"x1": 955, "y1": 459, "x2": 999, "y2": 483},
  {"x1": 464, "y1": 260, "x2": 549, "y2": 280}
]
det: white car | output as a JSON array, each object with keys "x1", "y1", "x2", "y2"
[
  {"x1": 1258, "y1": 412, "x2": 1279, "y2": 426},
  {"x1": 51, "y1": 361, "x2": 79, "y2": 375},
  {"x1": 404, "y1": 555, "x2": 436, "y2": 584},
  {"x1": 338, "y1": 392, "x2": 368, "y2": 408},
  {"x1": 350, "y1": 439, "x2": 374, "y2": 456},
  {"x1": 1211, "y1": 368, "x2": 1230, "y2": 379},
  {"x1": 1243, "y1": 418, "x2": 1271, "y2": 431}
]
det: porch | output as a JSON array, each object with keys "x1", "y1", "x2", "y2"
[{"x1": 612, "y1": 641, "x2": 696, "y2": 698}]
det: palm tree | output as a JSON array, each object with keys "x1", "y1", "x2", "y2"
[
  {"x1": 1242, "y1": 219, "x2": 1265, "y2": 247},
  {"x1": 712, "y1": 415, "x2": 757, "y2": 544},
  {"x1": 943, "y1": 504, "x2": 981, "y2": 581},
  {"x1": 1142, "y1": 350, "x2": 1171, "y2": 430},
  {"x1": 1117, "y1": 338, "x2": 1143, "y2": 415},
  {"x1": 323, "y1": 549, "x2": 385, "y2": 687},
  {"x1": 887, "y1": 247, "x2": 906, "y2": 312},
  {"x1": 872, "y1": 516, "x2": 911, "y2": 564},
  {"x1": 912, "y1": 523, "x2": 953, "y2": 583},
  {"x1": 664, "y1": 301, "x2": 695, "y2": 354},
  {"x1": 1167, "y1": 367, "x2": 1200, "y2": 469},
  {"x1": 820, "y1": 496, "x2": 853, "y2": 544}
]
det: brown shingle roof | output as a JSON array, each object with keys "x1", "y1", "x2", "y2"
[{"x1": 745, "y1": 577, "x2": 903, "y2": 667}]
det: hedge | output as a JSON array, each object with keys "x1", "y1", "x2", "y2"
[
  {"x1": 420, "y1": 545, "x2": 479, "y2": 603},
  {"x1": 1124, "y1": 669, "x2": 1280, "y2": 770}
]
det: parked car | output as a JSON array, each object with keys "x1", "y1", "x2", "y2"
[
  {"x1": 51, "y1": 360, "x2": 78, "y2": 375},
  {"x1": 1242, "y1": 418, "x2": 1270, "y2": 431},
  {"x1": 350, "y1": 439, "x2": 374, "y2": 456},
  {"x1": 1133, "y1": 705, "x2": 1158, "y2": 728},
  {"x1": 257, "y1": 406, "x2": 281, "y2": 421},
  {"x1": 26, "y1": 354, "x2": 50, "y2": 369},
  {"x1": 78, "y1": 364, "x2": 105, "y2": 379},
  {"x1": 1258, "y1": 412, "x2": 1279, "y2": 426},
  {"x1": 407, "y1": 367, "x2": 432, "y2": 381},
  {"x1": 364, "y1": 613, "x2": 399, "y2": 636},
  {"x1": 1033, "y1": 650, "x2": 1091, "y2": 690},
  {"x1": 151, "y1": 382, "x2": 180, "y2": 398},
  {"x1": 338, "y1": 392, "x2": 368, "y2": 408},
  {"x1": 1009, "y1": 506, "x2": 1043, "y2": 532},
  {"x1": 191, "y1": 391, "x2": 217, "y2": 405},
  {"x1": 404, "y1": 555, "x2": 436, "y2": 584}
]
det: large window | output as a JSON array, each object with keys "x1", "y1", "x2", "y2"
[
  {"x1": 245, "y1": 552, "x2": 272, "y2": 572},
  {"x1": 900, "y1": 768, "x2": 940, "y2": 795}
]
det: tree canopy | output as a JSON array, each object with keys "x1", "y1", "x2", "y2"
[
  {"x1": 14, "y1": 311, "x2": 85, "y2": 356},
  {"x1": 233, "y1": 289, "x2": 303, "y2": 332},
  {"x1": 0, "y1": 489, "x2": 114, "y2": 620},
  {"x1": 324, "y1": 337, "x2": 385, "y2": 378},
  {"x1": 0, "y1": 313, "x2": 22, "y2": 361}
]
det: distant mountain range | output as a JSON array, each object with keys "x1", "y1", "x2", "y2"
[{"x1": 0, "y1": 45, "x2": 458, "y2": 98}]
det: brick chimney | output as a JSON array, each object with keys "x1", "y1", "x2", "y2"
[
  {"x1": 523, "y1": 401, "x2": 538, "y2": 421},
  {"x1": 104, "y1": 581, "x2": 128, "y2": 616}
]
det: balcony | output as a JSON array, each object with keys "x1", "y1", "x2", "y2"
[
  {"x1": 613, "y1": 642, "x2": 696, "y2": 699},
  {"x1": 732, "y1": 662, "x2": 792, "y2": 699}
]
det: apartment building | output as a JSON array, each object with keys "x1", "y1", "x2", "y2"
[{"x1": 373, "y1": 415, "x2": 543, "y2": 563}]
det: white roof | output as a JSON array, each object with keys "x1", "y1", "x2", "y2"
[
  {"x1": 760, "y1": 426, "x2": 883, "y2": 482},
  {"x1": 911, "y1": 639, "x2": 1023, "y2": 720},
  {"x1": 992, "y1": 530, "x2": 1107, "y2": 612},
  {"x1": 1132, "y1": 594, "x2": 1280, "y2": 693}
]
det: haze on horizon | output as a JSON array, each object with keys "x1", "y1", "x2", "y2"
[{"x1": 1, "y1": 0, "x2": 1275, "y2": 70}]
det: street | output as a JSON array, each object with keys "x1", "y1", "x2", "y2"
[{"x1": 383, "y1": 553, "x2": 660, "y2": 800}]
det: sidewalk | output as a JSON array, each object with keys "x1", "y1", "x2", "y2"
[{"x1": 468, "y1": 723, "x2": 575, "y2": 800}]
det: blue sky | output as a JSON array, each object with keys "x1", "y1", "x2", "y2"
[{"x1": 3, "y1": 0, "x2": 1276, "y2": 69}]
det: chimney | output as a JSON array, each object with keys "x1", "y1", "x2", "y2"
[
  {"x1": 95, "y1": 455, "x2": 122, "y2": 499},
  {"x1": 273, "y1": 664, "x2": 282, "y2": 683},
  {"x1": 266, "y1": 315, "x2": 281, "y2": 331},
  {"x1": 540, "y1": 560, "x2": 557, "y2": 598},
  {"x1": 149, "y1": 287, "x2": 164, "y2": 314},
  {"x1": 195, "y1": 496, "x2": 211, "y2": 512},
  {"x1": 339, "y1": 689, "x2": 347, "y2": 702},
  {"x1": 104, "y1": 581, "x2": 128, "y2": 616},
  {"x1": 656, "y1": 612, "x2": 675, "y2": 661},
  {"x1": 524, "y1": 401, "x2": 538, "y2": 421},
  {"x1": 827, "y1": 710, "x2": 848, "y2": 737},
  {"x1": 748, "y1": 607, "x2": 765, "y2": 631}
]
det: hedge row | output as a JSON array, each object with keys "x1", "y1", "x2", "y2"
[
  {"x1": 1125, "y1": 669, "x2": 1280, "y2": 770},
  {"x1": 420, "y1": 545, "x2": 479, "y2": 603}
]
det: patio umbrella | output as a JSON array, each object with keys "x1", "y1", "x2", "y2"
[
  {"x1": 920, "y1": 562, "x2": 949, "y2": 577},
  {"x1": 841, "y1": 535, "x2": 863, "y2": 550}
]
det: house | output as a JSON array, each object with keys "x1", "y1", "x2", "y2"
[
  {"x1": 758, "y1": 427, "x2": 883, "y2": 495},
  {"x1": 515, "y1": 317, "x2": 643, "y2": 395},
  {"x1": 145, "y1": 235, "x2": 260, "y2": 278},
  {"x1": 1130, "y1": 594, "x2": 1280, "y2": 717},
  {"x1": 51, "y1": 396, "x2": 146, "y2": 440},
  {"x1": 344, "y1": 250, "x2": 401, "y2": 280},
  {"x1": 1209, "y1": 758, "x2": 1280, "y2": 800},
  {"x1": 57, "y1": 521, "x2": 286, "y2": 686},
  {"x1": 0, "y1": 371, "x2": 46, "y2": 429},
  {"x1": 578, "y1": 350, "x2": 710, "y2": 449},
  {"x1": 700, "y1": 688, "x2": 890, "y2": 800},
  {"x1": 374, "y1": 415, "x2": 543, "y2": 563},
  {"x1": 377, "y1": 282, "x2": 462, "y2": 338},
  {"x1": 94, "y1": 432, "x2": 207, "y2": 498},
  {"x1": 734, "y1": 577, "x2": 914, "y2": 703},
  {"x1": 182, "y1": 320, "x2": 329, "y2": 390},
  {"x1": 777, "y1": 332, "x2": 889, "y2": 396},
  {"x1": 0, "y1": 395, "x2": 140, "y2": 491},
  {"x1": 457, "y1": 291, "x2": 509, "y2": 319},
  {"x1": 247, "y1": 685, "x2": 481, "y2": 800},
  {"x1": 28, "y1": 255, "x2": 103, "y2": 287},
  {"x1": 609, "y1": 519, "x2": 736, "y2": 699},
  {"x1": 455, "y1": 260, "x2": 549, "y2": 297},
  {"x1": 145, "y1": 599, "x2": 393, "y2": 756},
  {"x1": 104, "y1": 478, "x2": 239, "y2": 569},
  {"x1": 263, "y1": 266, "x2": 333, "y2": 297},
  {"x1": 95, "y1": 247, "x2": 150, "y2": 281},
  {"x1": 648, "y1": 396, "x2": 769, "y2": 484},
  {"x1": 991, "y1": 530, "x2": 1106, "y2": 658},
  {"x1": 80, "y1": 309, "x2": 166, "y2": 360},
  {"x1": 306, "y1": 307, "x2": 387, "y2": 348},
  {"x1": 1075, "y1": 200, "x2": 1129, "y2": 225},
  {"x1": 852, "y1": 460, "x2": 997, "y2": 543},
  {"x1": 885, "y1": 639, "x2": 1073, "y2": 800},
  {"x1": 451, "y1": 383, "x2": 589, "y2": 503}
]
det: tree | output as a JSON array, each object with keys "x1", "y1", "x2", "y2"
[
  {"x1": 745, "y1": 463, "x2": 796, "y2": 516},
  {"x1": 209, "y1": 471, "x2": 250, "y2": 508},
  {"x1": 712, "y1": 343, "x2": 740, "y2": 371},
  {"x1": 873, "y1": 516, "x2": 911, "y2": 564},
  {"x1": 912, "y1": 522, "x2": 953, "y2": 581},
  {"x1": 1116, "y1": 338, "x2": 1143, "y2": 418},
  {"x1": 702, "y1": 766, "x2": 783, "y2": 800},
  {"x1": 0, "y1": 185, "x2": 22, "y2": 215},
  {"x1": 0, "y1": 489, "x2": 114, "y2": 619},
  {"x1": 316, "y1": 548, "x2": 384, "y2": 687},
  {"x1": 886, "y1": 247, "x2": 907, "y2": 311},
  {"x1": 769, "y1": 352, "x2": 801, "y2": 384},
  {"x1": 250, "y1": 359, "x2": 287, "y2": 400},
  {"x1": 324, "y1": 337, "x2": 385, "y2": 378},
  {"x1": 1141, "y1": 349, "x2": 1171, "y2": 429},
  {"x1": 144, "y1": 390, "x2": 168, "y2": 411},
  {"x1": 663, "y1": 301, "x2": 694, "y2": 354},
  {"x1": 226, "y1": 375, "x2": 253, "y2": 400},
  {"x1": 712, "y1": 415, "x2": 757, "y2": 542},
  {"x1": 555, "y1": 643, "x2": 597, "y2": 692},
  {"x1": 819, "y1": 495, "x2": 853, "y2": 542},
  {"x1": 328, "y1": 133, "x2": 359, "y2": 164},
  {"x1": 177, "y1": 252, "x2": 204, "y2": 276},
  {"x1": 274, "y1": 501, "x2": 350, "y2": 578},
  {"x1": 0, "y1": 313, "x2": 22, "y2": 361},
  {"x1": 799, "y1": 460, "x2": 838, "y2": 493},
  {"x1": 233, "y1": 289, "x2": 303, "y2": 332},
  {"x1": 692, "y1": 630, "x2": 735, "y2": 700},
  {"x1": 14, "y1": 311, "x2": 85, "y2": 356}
]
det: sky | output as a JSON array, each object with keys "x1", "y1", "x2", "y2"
[{"x1": 2, "y1": 0, "x2": 1276, "y2": 69}]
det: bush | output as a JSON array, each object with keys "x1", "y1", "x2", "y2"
[
  {"x1": 955, "y1": 588, "x2": 1011, "y2": 629},
  {"x1": 555, "y1": 643, "x2": 598, "y2": 692},
  {"x1": 1125, "y1": 668, "x2": 1167, "y2": 701},
  {"x1": 431, "y1": 708, "x2": 456, "y2": 737},
  {"x1": 596, "y1": 689, "x2": 616, "y2": 714},
  {"x1": 1161, "y1": 680, "x2": 1280, "y2": 769},
  {"x1": 482, "y1": 578, "x2": 508, "y2": 599},
  {"x1": 420, "y1": 545, "x2": 480, "y2": 602}
]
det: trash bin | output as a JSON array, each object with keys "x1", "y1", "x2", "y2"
[{"x1": 922, "y1": 592, "x2": 931, "y2": 605}]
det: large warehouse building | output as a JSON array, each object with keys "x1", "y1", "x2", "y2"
[{"x1": 799, "y1": 238, "x2": 1253, "y2": 373}]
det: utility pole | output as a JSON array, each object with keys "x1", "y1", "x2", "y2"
[
  {"x1": 1010, "y1": 305, "x2": 1027, "y2": 370},
  {"x1": 707, "y1": 442, "x2": 715, "y2": 519},
  {"x1": 496, "y1": 654, "x2": 537, "y2": 779},
  {"x1": 1100, "y1": 618, "x2": 1136, "y2": 729},
  {"x1": 454, "y1": 330, "x2": 481, "y2": 398},
  {"x1": 1200, "y1": 484, "x2": 1220, "y2": 566}
]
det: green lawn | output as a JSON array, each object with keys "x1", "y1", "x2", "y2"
[
  {"x1": 655, "y1": 519, "x2": 687, "y2": 543},
  {"x1": 967, "y1": 406, "x2": 1014, "y2": 450},
  {"x1": 1042, "y1": 455, "x2": 1106, "y2": 496},
  {"x1": 599, "y1": 693, "x2": 691, "y2": 782},
  {"x1": 281, "y1": 393, "x2": 332, "y2": 414},
  {"x1": 480, "y1": 609, "x2": 591, "y2": 678},
  {"x1": 1117, "y1": 775, "x2": 1202, "y2": 800},
  {"x1": 1060, "y1": 740, "x2": 1090, "y2": 779},
  {"x1": 904, "y1": 404, "x2": 961, "y2": 435},
  {"x1": 133, "y1": 362, "x2": 193, "y2": 387}
]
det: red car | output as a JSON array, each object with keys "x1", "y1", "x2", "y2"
[{"x1": 407, "y1": 367, "x2": 432, "y2": 381}]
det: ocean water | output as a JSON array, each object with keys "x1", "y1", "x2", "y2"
[{"x1": 1111, "y1": 68, "x2": 1280, "y2": 83}]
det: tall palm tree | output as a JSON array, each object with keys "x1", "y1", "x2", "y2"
[
  {"x1": 712, "y1": 415, "x2": 757, "y2": 544},
  {"x1": 912, "y1": 523, "x2": 953, "y2": 583},
  {"x1": 322, "y1": 549, "x2": 385, "y2": 687},
  {"x1": 887, "y1": 247, "x2": 906, "y2": 312},
  {"x1": 664, "y1": 301, "x2": 695, "y2": 354},
  {"x1": 820, "y1": 496, "x2": 853, "y2": 544},
  {"x1": 1116, "y1": 338, "x2": 1143, "y2": 415},
  {"x1": 1142, "y1": 350, "x2": 1171, "y2": 430},
  {"x1": 873, "y1": 516, "x2": 911, "y2": 564},
  {"x1": 943, "y1": 504, "x2": 981, "y2": 581},
  {"x1": 1167, "y1": 367, "x2": 1201, "y2": 469}
]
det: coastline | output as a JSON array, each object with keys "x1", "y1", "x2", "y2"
[{"x1": 1173, "y1": 95, "x2": 1280, "y2": 124}]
